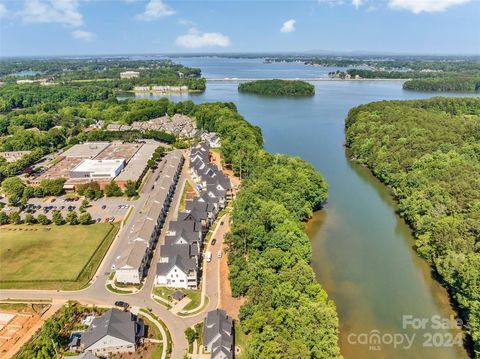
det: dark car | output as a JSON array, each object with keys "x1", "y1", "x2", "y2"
[
  {"x1": 115, "y1": 301, "x2": 129, "y2": 309},
  {"x1": 211, "y1": 238, "x2": 217, "y2": 245},
  {"x1": 101, "y1": 205, "x2": 107, "y2": 209}
]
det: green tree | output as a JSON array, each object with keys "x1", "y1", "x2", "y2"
[
  {"x1": 124, "y1": 180, "x2": 137, "y2": 197},
  {"x1": 52, "y1": 210, "x2": 64, "y2": 225},
  {"x1": 0, "y1": 211, "x2": 9, "y2": 225},
  {"x1": 104, "y1": 181, "x2": 123, "y2": 197},
  {"x1": 37, "y1": 213, "x2": 50, "y2": 225},
  {"x1": 185, "y1": 328, "x2": 197, "y2": 345},
  {"x1": 9, "y1": 211, "x2": 21, "y2": 224},
  {"x1": 24, "y1": 213, "x2": 36, "y2": 224},
  {"x1": 78, "y1": 212, "x2": 92, "y2": 225},
  {"x1": 1, "y1": 177, "x2": 25, "y2": 204},
  {"x1": 65, "y1": 210, "x2": 78, "y2": 225}
]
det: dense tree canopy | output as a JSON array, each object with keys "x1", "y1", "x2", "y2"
[
  {"x1": 403, "y1": 77, "x2": 480, "y2": 92},
  {"x1": 196, "y1": 102, "x2": 340, "y2": 358},
  {"x1": 345, "y1": 97, "x2": 480, "y2": 356},
  {"x1": 238, "y1": 79, "x2": 315, "y2": 96}
]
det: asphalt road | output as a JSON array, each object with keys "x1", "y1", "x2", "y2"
[{"x1": 0, "y1": 152, "x2": 227, "y2": 359}]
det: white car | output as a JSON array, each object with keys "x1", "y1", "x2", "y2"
[
  {"x1": 217, "y1": 250, "x2": 222, "y2": 258},
  {"x1": 205, "y1": 251, "x2": 212, "y2": 262}
]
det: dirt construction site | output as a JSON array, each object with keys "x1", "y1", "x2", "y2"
[{"x1": 0, "y1": 302, "x2": 58, "y2": 359}]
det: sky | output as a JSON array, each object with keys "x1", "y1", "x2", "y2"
[{"x1": 0, "y1": 0, "x2": 479, "y2": 57}]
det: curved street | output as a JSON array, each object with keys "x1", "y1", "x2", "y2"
[{"x1": 0, "y1": 153, "x2": 231, "y2": 359}]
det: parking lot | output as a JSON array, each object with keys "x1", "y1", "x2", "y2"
[{"x1": 4, "y1": 195, "x2": 135, "y2": 223}]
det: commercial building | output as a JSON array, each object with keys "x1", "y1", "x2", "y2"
[
  {"x1": 32, "y1": 141, "x2": 158, "y2": 189},
  {"x1": 70, "y1": 159, "x2": 125, "y2": 180},
  {"x1": 120, "y1": 71, "x2": 140, "y2": 79}
]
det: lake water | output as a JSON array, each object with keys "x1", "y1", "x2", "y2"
[{"x1": 123, "y1": 57, "x2": 476, "y2": 358}]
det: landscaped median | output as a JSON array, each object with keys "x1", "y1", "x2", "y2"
[
  {"x1": 138, "y1": 307, "x2": 173, "y2": 359},
  {"x1": 151, "y1": 286, "x2": 209, "y2": 316},
  {"x1": 0, "y1": 223, "x2": 120, "y2": 290}
]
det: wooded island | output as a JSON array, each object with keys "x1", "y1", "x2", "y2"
[{"x1": 238, "y1": 79, "x2": 315, "y2": 96}]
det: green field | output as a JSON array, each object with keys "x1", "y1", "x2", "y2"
[{"x1": 0, "y1": 223, "x2": 119, "y2": 290}]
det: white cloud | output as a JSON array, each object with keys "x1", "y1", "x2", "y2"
[
  {"x1": 136, "y1": 0, "x2": 174, "y2": 21},
  {"x1": 176, "y1": 28, "x2": 230, "y2": 48},
  {"x1": 280, "y1": 19, "x2": 296, "y2": 33},
  {"x1": 71, "y1": 29, "x2": 96, "y2": 42},
  {"x1": 18, "y1": 0, "x2": 83, "y2": 27},
  {"x1": 352, "y1": 0, "x2": 363, "y2": 9},
  {"x1": 178, "y1": 18, "x2": 196, "y2": 26},
  {"x1": 388, "y1": 0, "x2": 471, "y2": 13},
  {"x1": 0, "y1": 2, "x2": 8, "y2": 18}
]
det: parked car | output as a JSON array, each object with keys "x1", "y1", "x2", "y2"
[
  {"x1": 102, "y1": 205, "x2": 107, "y2": 209},
  {"x1": 211, "y1": 238, "x2": 217, "y2": 245},
  {"x1": 206, "y1": 251, "x2": 212, "y2": 262},
  {"x1": 114, "y1": 301, "x2": 129, "y2": 309}
]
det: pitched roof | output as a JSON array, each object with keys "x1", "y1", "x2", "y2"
[
  {"x1": 81, "y1": 309, "x2": 140, "y2": 349},
  {"x1": 160, "y1": 242, "x2": 197, "y2": 259},
  {"x1": 203, "y1": 309, "x2": 234, "y2": 359},
  {"x1": 156, "y1": 254, "x2": 197, "y2": 276},
  {"x1": 169, "y1": 220, "x2": 202, "y2": 234},
  {"x1": 171, "y1": 290, "x2": 186, "y2": 301},
  {"x1": 178, "y1": 208, "x2": 208, "y2": 222},
  {"x1": 164, "y1": 229, "x2": 199, "y2": 246}
]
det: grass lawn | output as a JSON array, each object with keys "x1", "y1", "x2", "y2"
[
  {"x1": 153, "y1": 286, "x2": 176, "y2": 301},
  {"x1": 182, "y1": 289, "x2": 202, "y2": 311},
  {"x1": 178, "y1": 181, "x2": 193, "y2": 213},
  {"x1": 235, "y1": 321, "x2": 249, "y2": 358},
  {"x1": 0, "y1": 223, "x2": 119, "y2": 290}
]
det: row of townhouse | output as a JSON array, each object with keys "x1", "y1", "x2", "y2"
[
  {"x1": 114, "y1": 150, "x2": 185, "y2": 285},
  {"x1": 155, "y1": 142, "x2": 232, "y2": 289}
]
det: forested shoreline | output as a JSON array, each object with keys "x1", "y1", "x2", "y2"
[
  {"x1": 238, "y1": 79, "x2": 315, "y2": 96},
  {"x1": 0, "y1": 58, "x2": 206, "y2": 92},
  {"x1": 345, "y1": 97, "x2": 480, "y2": 357},
  {"x1": 194, "y1": 102, "x2": 341, "y2": 358}
]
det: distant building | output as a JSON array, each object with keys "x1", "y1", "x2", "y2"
[
  {"x1": 79, "y1": 308, "x2": 144, "y2": 356},
  {"x1": 0, "y1": 151, "x2": 32, "y2": 163},
  {"x1": 203, "y1": 309, "x2": 234, "y2": 359},
  {"x1": 120, "y1": 71, "x2": 140, "y2": 79}
]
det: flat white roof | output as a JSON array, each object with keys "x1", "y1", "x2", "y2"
[{"x1": 71, "y1": 159, "x2": 124, "y2": 174}]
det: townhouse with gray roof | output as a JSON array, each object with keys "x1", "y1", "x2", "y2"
[
  {"x1": 79, "y1": 308, "x2": 144, "y2": 357},
  {"x1": 115, "y1": 150, "x2": 184, "y2": 284},
  {"x1": 203, "y1": 309, "x2": 234, "y2": 359},
  {"x1": 154, "y1": 142, "x2": 232, "y2": 290}
]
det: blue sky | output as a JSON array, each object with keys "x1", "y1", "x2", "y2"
[{"x1": 0, "y1": 0, "x2": 479, "y2": 57}]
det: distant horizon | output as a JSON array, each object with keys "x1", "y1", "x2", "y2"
[{"x1": 2, "y1": 51, "x2": 480, "y2": 59}]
